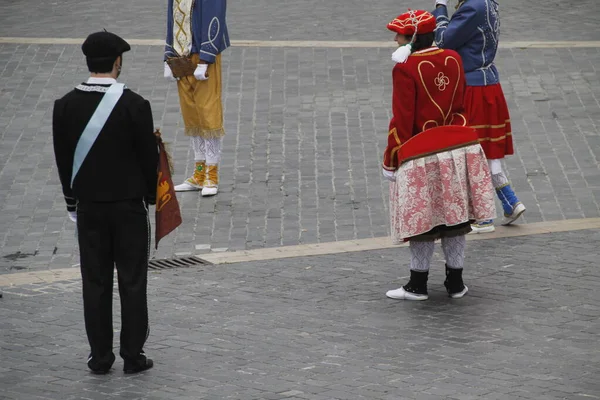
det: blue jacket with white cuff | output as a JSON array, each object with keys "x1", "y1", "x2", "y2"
[
  {"x1": 432, "y1": 0, "x2": 501, "y2": 86},
  {"x1": 165, "y1": 0, "x2": 230, "y2": 63}
]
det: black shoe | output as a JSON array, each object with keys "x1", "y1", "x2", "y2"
[
  {"x1": 87, "y1": 353, "x2": 116, "y2": 374},
  {"x1": 444, "y1": 265, "x2": 468, "y2": 299},
  {"x1": 123, "y1": 354, "x2": 154, "y2": 374}
]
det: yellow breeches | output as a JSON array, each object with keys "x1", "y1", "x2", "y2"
[{"x1": 177, "y1": 53, "x2": 225, "y2": 138}]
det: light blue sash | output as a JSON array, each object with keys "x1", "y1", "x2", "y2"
[{"x1": 71, "y1": 83, "x2": 125, "y2": 188}]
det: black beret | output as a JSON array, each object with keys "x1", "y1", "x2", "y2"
[{"x1": 82, "y1": 31, "x2": 131, "y2": 59}]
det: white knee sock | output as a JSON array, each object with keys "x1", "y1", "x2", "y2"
[
  {"x1": 488, "y1": 159, "x2": 509, "y2": 188},
  {"x1": 409, "y1": 241, "x2": 435, "y2": 272},
  {"x1": 205, "y1": 138, "x2": 222, "y2": 165},
  {"x1": 191, "y1": 137, "x2": 206, "y2": 162},
  {"x1": 441, "y1": 235, "x2": 466, "y2": 269}
]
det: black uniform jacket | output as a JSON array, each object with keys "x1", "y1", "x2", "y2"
[{"x1": 52, "y1": 82, "x2": 158, "y2": 211}]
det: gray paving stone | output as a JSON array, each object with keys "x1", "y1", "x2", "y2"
[
  {"x1": 0, "y1": 0, "x2": 598, "y2": 275},
  {"x1": 2, "y1": 231, "x2": 598, "y2": 399}
]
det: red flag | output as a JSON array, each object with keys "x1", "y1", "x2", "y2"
[{"x1": 155, "y1": 131, "x2": 182, "y2": 248}]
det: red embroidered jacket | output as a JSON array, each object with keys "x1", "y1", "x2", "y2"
[{"x1": 383, "y1": 47, "x2": 467, "y2": 171}]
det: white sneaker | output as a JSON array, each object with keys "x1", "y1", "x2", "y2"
[
  {"x1": 501, "y1": 203, "x2": 526, "y2": 226},
  {"x1": 449, "y1": 285, "x2": 468, "y2": 299},
  {"x1": 201, "y1": 186, "x2": 218, "y2": 196},
  {"x1": 174, "y1": 180, "x2": 201, "y2": 192},
  {"x1": 385, "y1": 287, "x2": 428, "y2": 301},
  {"x1": 470, "y1": 220, "x2": 495, "y2": 234}
]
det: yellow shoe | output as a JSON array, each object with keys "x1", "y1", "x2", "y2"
[
  {"x1": 174, "y1": 161, "x2": 205, "y2": 192},
  {"x1": 201, "y1": 164, "x2": 219, "y2": 196}
]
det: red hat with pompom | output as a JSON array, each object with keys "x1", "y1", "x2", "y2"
[{"x1": 387, "y1": 9, "x2": 436, "y2": 36}]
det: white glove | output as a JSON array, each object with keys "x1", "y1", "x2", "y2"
[
  {"x1": 382, "y1": 168, "x2": 396, "y2": 182},
  {"x1": 164, "y1": 62, "x2": 176, "y2": 81},
  {"x1": 68, "y1": 211, "x2": 77, "y2": 223},
  {"x1": 436, "y1": 0, "x2": 448, "y2": 6},
  {"x1": 193, "y1": 64, "x2": 209, "y2": 81}
]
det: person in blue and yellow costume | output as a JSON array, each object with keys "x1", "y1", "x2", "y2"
[
  {"x1": 382, "y1": 10, "x2": 496, "y2": 301},
  {"x1": 432, "y1": 0, "x2": 525, "y2": 232},
  {"x1": 164, "y1": 0, "x2": 230, "y2": 196}
]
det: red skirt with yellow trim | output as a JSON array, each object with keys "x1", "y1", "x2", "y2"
[{"x1": 465, "y1": 83, "x2": 513, "y2": 160}]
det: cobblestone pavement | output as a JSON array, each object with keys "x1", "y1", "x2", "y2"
[
  {"x1": 1, "y1": 0, "x2": 599, "y2": 42},
  {"x1": 1, "y1": 42, "x2": 600, "y2": 271},
  {"x1": 1, "y1": 1, "x2": 600, "y2": 399},
  {"x1": 1, "y1": 230, "x2": 600, "y2": 399},
  {"x1": 1, "y1": 0, "x2": 600, "y2": 272}
]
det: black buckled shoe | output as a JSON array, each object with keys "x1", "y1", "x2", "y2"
[{"x1": 123, "y1": 353, "x2": 154, "y2": 374}]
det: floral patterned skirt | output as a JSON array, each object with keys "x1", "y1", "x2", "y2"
[{"x1": 389, "y1": 144, "x2": 496, "y2": 243}]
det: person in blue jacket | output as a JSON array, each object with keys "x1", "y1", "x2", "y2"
[
  {"x1": 433, "y1": 0, "x2": 525, "y2": 233},
  {"x1": 164, "y1": 0, "x2": 230, "y2": 197}
]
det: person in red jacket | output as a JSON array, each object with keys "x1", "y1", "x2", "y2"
[{"x1": 382, "y1": 10, "x2": 496, "y2": 301}]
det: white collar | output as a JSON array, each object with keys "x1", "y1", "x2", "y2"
[
  {"x1": 414, "y1": 46, "x2": 440, "y2": 55},
  {"x1": 86, "y1": 77, "x2": 117, "y2": 85}
]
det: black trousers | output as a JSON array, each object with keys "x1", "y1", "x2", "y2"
[{"x1": 77, "y1": 199, "x2": 150, "y2": 363}]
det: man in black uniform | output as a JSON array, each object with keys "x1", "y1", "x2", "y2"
[{"x1": 52, "y1": 31, "x2": 157, "y2": 374}]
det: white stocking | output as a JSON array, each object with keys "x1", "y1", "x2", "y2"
[
  {"x1": 205, "y1": 138, "x2": 222, "y2": 165},
  {"x1": 409, "y1": 241, "x2": 435, "y2": 272},
  {"x1": 488, "y1": 159, "x2": 509, "y2": 188},
  {"x1": 441, "y1": 235, "x2": 466, "y2": 269},
  {"x1": 191, "y1": 137, "x2": 205, "y2": 162}
]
